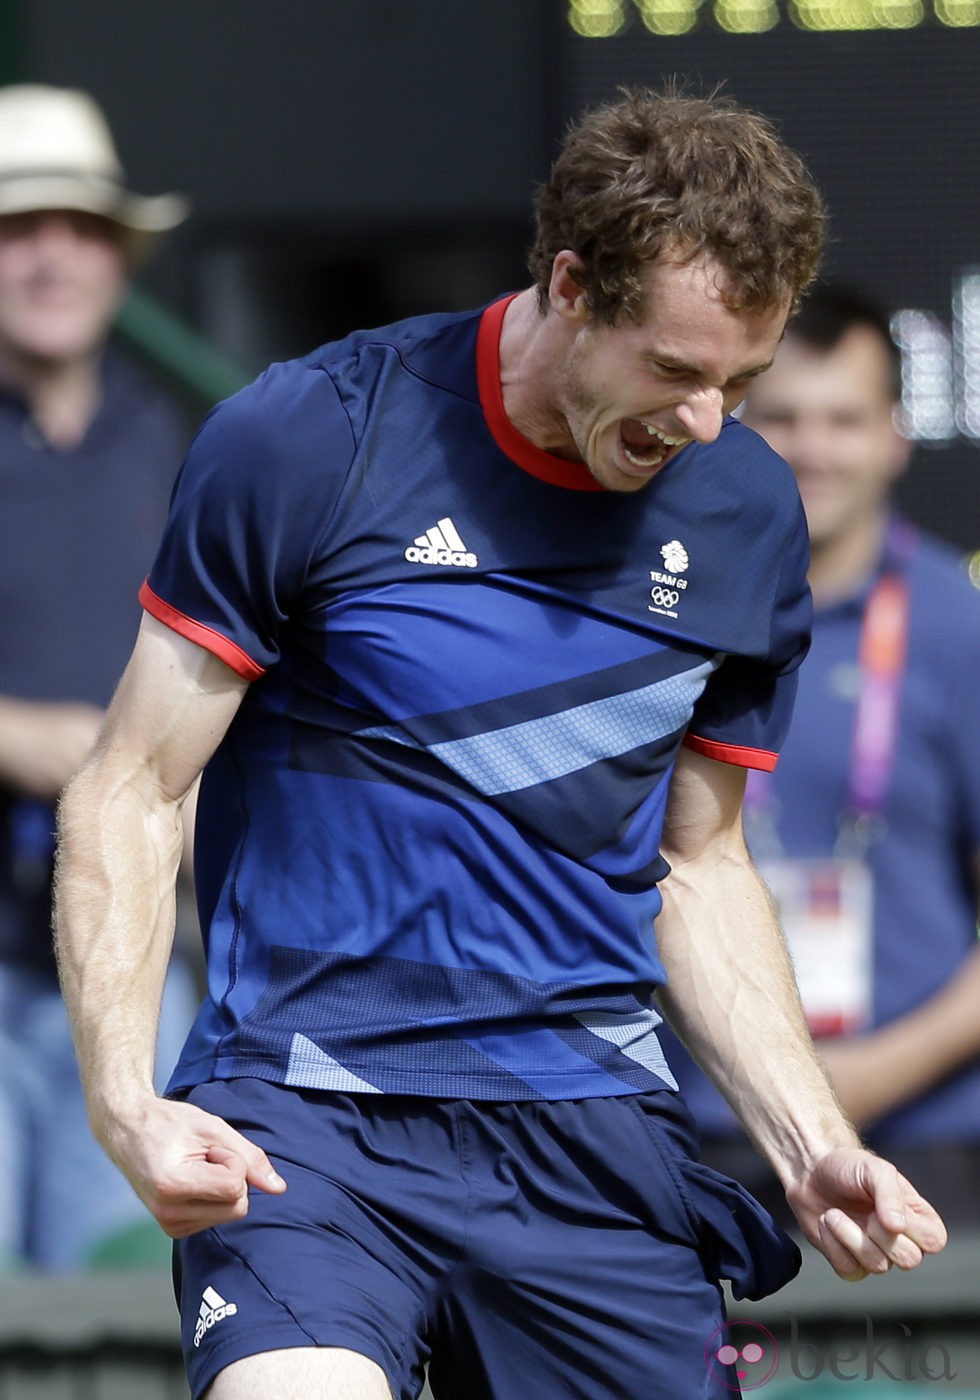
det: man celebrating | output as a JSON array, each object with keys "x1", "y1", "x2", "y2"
[{"x1": 55, "y1": 90, "x2": 945, "y2": 1399}]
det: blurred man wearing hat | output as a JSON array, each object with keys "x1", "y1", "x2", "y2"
[{"x1": 0, "y1": 84, "x2": 195, "y2": 1271}]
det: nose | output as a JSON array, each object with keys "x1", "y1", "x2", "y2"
[{"x1": 675, "y1": 385, "x2": 724, "y2": 444}]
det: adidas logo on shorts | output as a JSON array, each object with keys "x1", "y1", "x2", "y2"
[{"x1": 194, "y1": 1284, "x2": 238, "y2": 1348}]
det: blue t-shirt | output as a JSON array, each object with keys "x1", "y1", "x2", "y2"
[
  {"x1": 145, "y1": 297, "x2": 811, "y2": 1102},
  {"x1": 0, "y1": 355, "x2": 187, "y2": 971},
  {"x1": 665, "y1": 526, "x2": 980, "y2": 1144}
]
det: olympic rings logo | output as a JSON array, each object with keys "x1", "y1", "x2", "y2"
[{"x1": 650, "y1": 586, "x2": 680, "y2": 608}]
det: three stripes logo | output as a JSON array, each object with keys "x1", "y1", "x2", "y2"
[
  {"x1": 193, "y1": 1285, "x2": 238, "y2": 1348},
  {"x1": 404, "y1": 516, "x2": 478, "y2": 569}
]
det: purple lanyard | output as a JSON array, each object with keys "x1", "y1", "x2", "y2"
[
  {"x1": 745, "y1": 521, "x2": 916, "y2": 856},
  {"x1": 838, "y1": 521, "x2": 916, "y2": 850}
]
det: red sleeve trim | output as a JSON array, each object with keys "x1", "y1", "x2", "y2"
[
  {"x1": 682, "y1": 733, "x2": 779, "y2": 772},
  {"x1": 139, "y1": 581, "x2": 267, "y2": 682}
]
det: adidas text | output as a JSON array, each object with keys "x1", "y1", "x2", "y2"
[
  {"x1": 404, "y1": 544, "x2": 477, "y2": 568},
  {"x1": 405, "y1": 516, "x2": 478, "y2": 568}
]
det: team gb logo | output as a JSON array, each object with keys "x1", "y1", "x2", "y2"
[{"x1": 660, "y1": 540, "x2": 689, "y2": 574}]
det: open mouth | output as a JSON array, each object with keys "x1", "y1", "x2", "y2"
[{"x1": 619, "y1": 419, "x2": 688, "y2": 471}]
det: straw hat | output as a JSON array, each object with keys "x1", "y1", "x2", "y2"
[{"x1": 0, "y1": 84, "x2": 188, "y2": 259}]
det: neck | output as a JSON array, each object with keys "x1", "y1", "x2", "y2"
[
  {"x1": 0, "y1": 348, "x2": 104, "y2": 449},
  {"x1": 497, "y1": 289, "x2": 577, "y2": 456},
  {"x1": 807, "y1": 508, "x2": 891, "y2": 607}
]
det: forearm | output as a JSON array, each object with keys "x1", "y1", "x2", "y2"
[
  {"x1": 656, "y1": 749, "x2": 947, "y2": 1277},
  {"x1": 657, "y1": 841, "x2": 860, "y2": 1189},
  {"x1": 54, "y1": 753, "x2": 183, "y2": 1146},
  {"x1": 822, "y1": 941, "x2": 980, "y2": 1123},
  {"x1": 0, "y1": 695, "x2": 104, "y2": 800},
  {"x1": 897, "y1": 940, "x2": 980, "y2": 1080},
  {"x1": 48, "y1": 619, "x2": 283, "y2": 1236}
]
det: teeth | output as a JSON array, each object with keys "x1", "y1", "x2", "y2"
[
  {"x1": 623, "y1": 443, "x2": 667, "y2": 469},
  {"x1": 642, "y1": 422, "x2": 687, "y2": 446},
  {"x1": 620, "y1": 419, "x2": 689, "y2": 471}
]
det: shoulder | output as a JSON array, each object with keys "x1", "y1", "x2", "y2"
[
  {"x1": 206, "y1": 354, "x2": 345, "y2": 438},
  {"x1": 185, "y1": 356, "x2": 357, "y2": 501},
  {"x1": 677, "y1": 418, "x2": 801, "y2": 516},
  {"x1": 659, "y1": 417, "x2": 807, "y2": 559},
  {"x1": 909, "y1": 530, "x2": 978, "y2": 592},
  {"x1": 908, "y1": 530, "x2": 980, "y2": 616},
  {"x1": 303, "y1": 304, "x2": 486, "y2": 403},
  {"x1": 638, "y1": 418, "x2": 810, "y2": 663},
  {"x1": 712, "y1": 416, "x2": 801, "y2": 497},
  {"x1": 206, "y1": 305, "x2": 485, "y2": 442}
]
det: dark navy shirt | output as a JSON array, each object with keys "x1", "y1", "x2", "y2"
[
  {"x1": 665, "y1": 526, "x2": 980, "y2": 1144},
  {"x1": 0, "y1": 353, "x2": 187, "y2": 970},
  {"x1": 144, "y1": 298, "x2": 812, "y2": 1102}
]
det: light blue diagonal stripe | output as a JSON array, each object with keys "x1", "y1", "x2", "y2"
[
  {"x1": 574, "y1": 1010, "x2": 678, "y2": 1089},
  {"x1": 360, "y1": 659, "x2": 716, "y2": 796},
  {"x1": 285, "y1": 1033, "x2": 381, "y2": 1093}
]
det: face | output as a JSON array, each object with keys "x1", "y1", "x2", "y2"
[
  {"x1": 740, "y1": 325, "x2": 910, "y2": 549},
  {"x1": 0, "y1": 209, "x2": 127, "y2": 368},
  {"x1": 549, "y1": 250, "x2": 790, "y2": 493}
]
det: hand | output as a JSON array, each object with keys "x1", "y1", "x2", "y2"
[
  {"x1": 106, "y1": 1096, "x2": 287, "y2": 1238},
  {"x1": 0, "y1": 698, "x2": 103, "y2": 800},
  {"x1": 785, "y1": 1147, "x2": 947, "y2": 1281}
]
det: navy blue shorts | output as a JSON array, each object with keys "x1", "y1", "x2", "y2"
[{"x1": 173, "y1": 1080, "x2": 799, "y2": 1399}]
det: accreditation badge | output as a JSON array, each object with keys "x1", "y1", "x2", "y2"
[{"x1": 756, "y1": 857, "x2": 874, "y2": 1038}]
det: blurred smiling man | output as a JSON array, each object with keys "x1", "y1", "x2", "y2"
[
  {"x1": 0, "y1": 206, "x2": 127, "y2": 437},
  {"x1": 668, "y1": 285, "x2": 980, "y2": 1230},
  {"x1": 744, "y1": 288, "x2": 910, "y2": 601}
]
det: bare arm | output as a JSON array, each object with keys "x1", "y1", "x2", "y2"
[
  {"x1": 817, "y1": 924, "x2": 980, "y2": 1128},
  {"x1": 656, "y1": 746, "x2": 946, "y2": 1279},
  {"x1": 54, "y1": 613, "x2": 285, "y2": 1236}
]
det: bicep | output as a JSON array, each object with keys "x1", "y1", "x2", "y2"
[
  {"x1": 661, "y1": 745, "x2": 749, "y2": 865},
  {"x1": 90, "y1": 613, "x2": 249, "y2": 805}
]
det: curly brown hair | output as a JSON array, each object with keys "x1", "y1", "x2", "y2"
[{"x1": 528, "y1": 84, "x2": 825, "y2": 324}]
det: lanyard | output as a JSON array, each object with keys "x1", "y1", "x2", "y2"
[
  {"x1": 837, "y1": 521, "x2": 915, "y2": 851},
  {"x1": 745, "y1": 521, "x2": 916, "y2": 856}
]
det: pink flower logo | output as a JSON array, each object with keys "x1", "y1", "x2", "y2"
[{"x1": 705, "y1": 1318, "x2": 780, "y2": 1391}]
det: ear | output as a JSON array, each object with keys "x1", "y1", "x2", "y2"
[{"x1": 548, "y1": 250, "x2": 589, "y2": 323}]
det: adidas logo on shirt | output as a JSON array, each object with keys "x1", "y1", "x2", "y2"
[
  {"x1": 193, "y1": 1284, "x2": 238, "y2": 1348},
  {"x1": 404, "y1": 517, "x2": 478, "y2": 569}
]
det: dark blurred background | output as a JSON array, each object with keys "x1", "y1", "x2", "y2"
[{"x1": 7, "y1": 0, "x2": 979, "y2": 550}]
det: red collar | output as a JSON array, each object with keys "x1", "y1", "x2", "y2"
[{"x1": 476, "y1": 294, "x2": 604, "y2": 492}]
